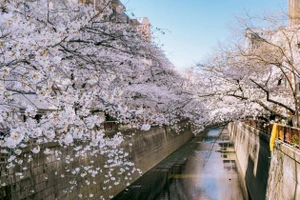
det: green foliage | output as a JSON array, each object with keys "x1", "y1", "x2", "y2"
[{"x1": 291, "y1": 134, "x2": 299, "y2": 147}]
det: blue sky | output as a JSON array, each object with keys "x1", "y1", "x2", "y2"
[{"x1": 122, "y1": 0, "x2": 287, "y2": 70}]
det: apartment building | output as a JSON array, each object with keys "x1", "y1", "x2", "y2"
[
  {"x1": 245, "y1": 28, "x2": 269, "y2": 49},
  {"x1": 137, "y1": 17, "x2": 151, "y2": 41},
  {"x1": 76, "y1": 0, "x2": 151, "y2": 41},
  {"x1": 47, "y1": 0, "x2": 151, "y2": 41}
]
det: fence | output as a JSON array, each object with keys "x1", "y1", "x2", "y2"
[{"x1": 244, "y1": 120, "x2": 300, "y2": 148}]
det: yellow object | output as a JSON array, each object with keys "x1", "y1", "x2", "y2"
[
  {"x1": 279, "y1": 129, "x2": 284, "y2": 141},
  {"x1": 270, "y1": 123, "x2": 278, "y2": 151}
]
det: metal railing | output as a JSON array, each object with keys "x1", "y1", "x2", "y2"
[{"x1": 244, "y1": 120, "x2": 300, "y2": 148}]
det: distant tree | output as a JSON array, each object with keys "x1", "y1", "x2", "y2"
[{"x1": 195, "y1": 10, "x2": 300, "y2": 126}]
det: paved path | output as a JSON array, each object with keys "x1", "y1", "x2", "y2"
[{"x1": 113, "y1": 126, "x2": 247, "y2": 200}]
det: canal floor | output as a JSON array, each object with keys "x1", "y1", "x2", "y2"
[{"x1": 113, "y1": 126, "x2": 247, "y2": 200}]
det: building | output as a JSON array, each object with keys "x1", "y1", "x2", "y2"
[
  {"x1": 109, "y1": 1, "x2": 151, "y2": 41},
  {"x1": 245, "y1": 28, "x2": 266, "y2": 49},
  {"x1": 76, "y1": 0, "x2": 151, "y2": 41},
  {"x1": 289, "y1": 0, "x2": 300, "y2": 27},
  {"x1": 137, "y1": 17, "x2": 151, "y2": 41}
]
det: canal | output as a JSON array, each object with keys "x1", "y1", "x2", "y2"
[{"x1": 113, "y1": 126, "x2": 247, "y2": 200}]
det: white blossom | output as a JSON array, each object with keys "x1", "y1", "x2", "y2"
[
  {"x1": 141, "y1": 124, "x2": 151, "y2": 131},
  {"x1": 31, "y1": 146, "x2": 40, "y2": 154},
  {"x1": 63, "y1": 133, "x2": 74, "y2": 146}
]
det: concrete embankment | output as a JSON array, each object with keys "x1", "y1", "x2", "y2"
[
  {"x1": 228, "y1": 121, "x2": 300, "y2": 200},
  {"x1": 1, "y1": 123, "x2": 193, "y2": 200}
]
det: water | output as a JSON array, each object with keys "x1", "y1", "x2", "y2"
[{"x1": 113, "y1": 127, "x2": 247, "y2": 200}]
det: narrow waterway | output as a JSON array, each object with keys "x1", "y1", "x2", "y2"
[{"x1": 113, "y1": 126, "x2": 247, "y2": 200}]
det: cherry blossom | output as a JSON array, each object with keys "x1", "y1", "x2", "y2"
[{"x1": 0, "y1": 0, "x2": 194, "y2": 198}]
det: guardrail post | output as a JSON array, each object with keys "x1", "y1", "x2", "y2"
[
  {"x1": 286, "y1": 128, "x2": 292, "y2": 143},
  {"x1": 278, "y1": 126, "x2": 284, "y2": 141}
]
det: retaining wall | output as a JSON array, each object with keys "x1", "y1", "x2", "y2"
[
  {"x1": 1, "y1": 123, "x2": 193, "y2": 200},
  {"x1": 265, "y1": 134, "x2": 300, "y2": 200},
  {"x1": 228, "y1": 121, "x2": 300, "y2": 200}
]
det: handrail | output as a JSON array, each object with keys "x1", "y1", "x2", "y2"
[{"x1": 244, "y1": 120, "x2": 300, "y2": 148}]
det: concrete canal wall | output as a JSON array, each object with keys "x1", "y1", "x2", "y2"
[
  {"x1": 228, "y1": 121, "x2": 300, "y2": 200},
  {"x1": 1, "y1": 123, "x2": 193, "y2": 200}
]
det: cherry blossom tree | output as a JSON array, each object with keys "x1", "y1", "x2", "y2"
[
  {"x1": 0, "y1": 0, "x2": 191, "y2": 198},
  {"x1": 195, "y1": 9, "x2": 300, "y2": 126}
]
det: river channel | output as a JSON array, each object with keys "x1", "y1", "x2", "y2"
[{"x1": 113, "y1": 126, "x2": 247, "y2": 200}]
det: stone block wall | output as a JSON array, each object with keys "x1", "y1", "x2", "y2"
[{"x1": 1, "y1": 123, "x2": 193, "y2": 200}]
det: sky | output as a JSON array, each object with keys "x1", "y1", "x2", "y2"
[{"x1": 121, "y1": 0, "x2": 287, "y2": 70}]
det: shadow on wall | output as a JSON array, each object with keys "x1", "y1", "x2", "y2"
[{"x1": 245, "y1": 132, "x2": 271, "y2": 200}]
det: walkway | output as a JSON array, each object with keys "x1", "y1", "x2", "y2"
[{"x1": 113, "y1": 126, "x2": 247, "y2": 200}]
